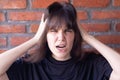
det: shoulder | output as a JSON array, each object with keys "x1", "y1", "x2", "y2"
[
  {"x1": 75, "y1": 52, "x2": 113, "y2": 79},
  {"x1": 7, "y1": 59, "x2": 43, "y2": 80},
  {"x1": 81, "y1": 52, "x2": 112, "y2": 76},
  {"x1": 80, "y1": 51, "x2": 112, "y2": 69},
  {"x1": 81, "y1": 52, "x2": 103, "y2": 62},
  {"x1": 7, "y1": 58, "x2": 43, "y2": 73}
]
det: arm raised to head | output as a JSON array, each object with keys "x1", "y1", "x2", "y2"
[
  {"x1": 78, "y1": 23, "x2": 120, "y2": 80},
  {"x1": 0, "y1": 14, "x2": 48, "y2": 76}
]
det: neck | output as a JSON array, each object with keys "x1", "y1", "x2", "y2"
[{"x1": 52, "y1": 55, "x2": 71, "y2": 61}]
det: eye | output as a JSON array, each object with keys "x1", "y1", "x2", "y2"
[
  {"x1": 49, "y1": 29, "x2": 57, "y2": 32},
  {"x1": 65, "y1": 29, "x2": 73, "y2": 33}
]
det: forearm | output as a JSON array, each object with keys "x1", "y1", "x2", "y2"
[
  {"x1": 0, "y1": 73, "x2": 9, "y2": 80},
  {"x1": 0, "y1": 38, "x2": 37, "y2": 76},
  {"x1": 84, "y1": 35, "x2": 120, "y2": 72}
]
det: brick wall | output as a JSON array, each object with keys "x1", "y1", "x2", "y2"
[{"x1": 0, "y1": 0, "x2": 120, "y2": 53}]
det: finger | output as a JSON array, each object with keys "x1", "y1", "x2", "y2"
[{"x1": 41, "y1": 13, "x2": 45, "y2": 22}]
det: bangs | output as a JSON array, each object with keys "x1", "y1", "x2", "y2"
[{"x1": 46, "y1": 10, "x2": 74, "y2": 30}]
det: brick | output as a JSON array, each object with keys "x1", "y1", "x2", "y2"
[
  {"x1": 0, "y1": 37, "x2": 6, "y2": 47},
  {"x1": 92, "y1": 10, "x2": 120, "y2": 19},
  {"x1": 0, "y1": 12, "x2": 5, "y2": 22},
  {"x1": 114, "y1": 48, "x2": 120, "y2": 53},
  {"x1": 8, "y1": 12, "x2": 42, "y2": 21},
  {"x1": 10, "y1": 37, "x2": 31, "y2": 46},
  {"x1": 77, "y1": 11, "x2": 88, "y2": 20},
  {"x1": 82, "y1": 47, "x2": 93, "y2": 52},
  {"x1": 32, "y1": 0, "x2": 68, "y2": 8},
  {"x1": 81, "y1": 23, "x2": 110, "y2": 32},
  {"x1": 96, "y1": 35, "x2": 120, "y2": 44},
  {"x1": 113, "y1": 0, "x2": 120, "y2": 6},
  {"x1": 0, "y1": 0, "x2": 26, "y2": 9},
  {"x1": 0, "y1": 49, "x2": 6, "y2": 54},
  {"x1": 0, "y1": 25, "x2": 26, "y2": 33},
  {"x1": 83, "y1": 48, "x2": 100, "y2": 54},
  {"x1": 116, "y1": 23, "x2": 120, "y2": 31},
  {"x1": 30, "y1": 24, "x2": 39, "y2": 33},
  {"x1": 73, "y1": 0, "x2": 110, "y2": 7}
]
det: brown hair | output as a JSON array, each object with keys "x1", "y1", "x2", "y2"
[{"x1": 24, "y1": 2, "x2": 83, "y2": 63}]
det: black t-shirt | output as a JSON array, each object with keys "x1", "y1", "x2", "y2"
[{"x1": 7, "y1": 53, "x2": 112, "y2": 80}]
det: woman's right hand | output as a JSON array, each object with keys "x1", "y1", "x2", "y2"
[
  {"x1": 33, "y1": 13, "x2": 48, "y2": 43},
  {"x1": 22, "y1": 13, "x2": 48, "y2": 62}
]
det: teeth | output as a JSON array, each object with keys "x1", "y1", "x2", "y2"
[{"x1": 56, "y1": 45, "x2": 65, "y2": 48}]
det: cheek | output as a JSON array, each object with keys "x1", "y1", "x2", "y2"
[
  {"x1": 67, "y1": 34, "x2": 75, "y2": 46},
  {"x1": 47, "y1": 34, "x2": 55, "y2": 47},
  {"x1": 69, "y1": 33, "x2": 75, "y2": 41}
]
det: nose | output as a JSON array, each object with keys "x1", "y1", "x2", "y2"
[{"x1": 57, "y1": 31, "x2": 65, "y2": 41}]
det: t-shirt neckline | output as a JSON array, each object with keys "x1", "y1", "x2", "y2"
[{"x1": 47, "y1": 55, "x2": 74, "y2": 65}]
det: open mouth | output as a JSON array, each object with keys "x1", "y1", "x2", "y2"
[
  {"x1": 55, "y1": 43, "x2": 67, "y2": 52},
  {"x1": 56, "y1": 44, "x2": 66, "y2": 49},
  {"x1": 56, "y1": 45, "x2": 66, "y2": 48}
]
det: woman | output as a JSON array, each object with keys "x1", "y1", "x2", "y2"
[{"x1": 0, "y1": 1, "x2": 120, "y2": 80}]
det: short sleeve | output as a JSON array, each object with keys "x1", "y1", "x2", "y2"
[
  {"x1": 93, "y1": 54, "x2": 113, "y2": 80},
  {"x1": 6, "y1": 59, "x2": 30, "y2": 80}
]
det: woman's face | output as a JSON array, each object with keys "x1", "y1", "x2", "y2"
[{"x1": 47, "y1": 25, "x2": 75, "y2": 61}]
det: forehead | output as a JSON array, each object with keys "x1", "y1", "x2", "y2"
[{"x1": 46, "y1": 16, "x2": 73, "y2": 30}]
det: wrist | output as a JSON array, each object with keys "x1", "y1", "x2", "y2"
[
  {"x1": 83, "y1": 34, "x2": 94, "y2": 42},
  {"x1": 31, "y1": 37, "x2": 38, "y2": 45}
]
